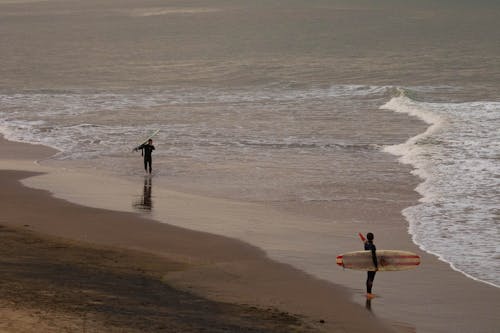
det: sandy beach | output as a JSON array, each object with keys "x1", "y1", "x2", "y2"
[
  {"x1": 1, "y1": 137, "x2": 402, "y2": 332},
  {"x1": 1, "y1": 135, "x2": 499, "y2": 333}
]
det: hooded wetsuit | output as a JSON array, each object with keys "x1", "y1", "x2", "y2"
[{"x1": 139, "y1": 143, "x2": 155, "y2": 173}]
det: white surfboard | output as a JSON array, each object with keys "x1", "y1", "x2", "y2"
[
  {"x1": 133, "y1": 129, "x2": 160, "y2": 152},
  {"x1": 336, "y1": 250, "x2": 421, "y2": 271}
]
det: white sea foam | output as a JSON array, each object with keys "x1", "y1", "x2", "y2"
[
  {"x1": 382, "y1": 90, "x2": 500, "y2": 287},
  {"x1": 128, "y1": 8, "x2": 221, "y2": 17},
  {"x1": 0, "y1": 85, "x2": 389, "y2": 155}
]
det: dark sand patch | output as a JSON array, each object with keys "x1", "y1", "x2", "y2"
[{"x1": 0, "y1": 225, "x2": 313, "y2": 332}]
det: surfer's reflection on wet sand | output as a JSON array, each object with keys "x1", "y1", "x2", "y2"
[
  {"x1": 365, "y1": 298, "x2": 372, "y2": 312},
  {"x1": 132, "y1": 176, "x2": 153, "y2": 212}
]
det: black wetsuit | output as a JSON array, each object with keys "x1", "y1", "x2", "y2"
[
  {"x1": 365, "y1": 241, "x2": 378, "y2": 294},
  {"x1": 139, "y1": 143, "x2": 155, "y2": 173}
]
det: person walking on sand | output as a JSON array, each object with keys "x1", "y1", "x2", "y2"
[
  {"x1": 136, "y1": 139, "x2": 155, "y2": 174},
  {"x1": 360, "y1": 232, "x2": 378, "y2": 299}
]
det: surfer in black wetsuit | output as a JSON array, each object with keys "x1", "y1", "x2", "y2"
[
  {"x1": 136, "y1": 139, "x2": 155, "y2": 174},
  {"x1": 364, "y1": 232, "x2": 378, "y2": 299}
]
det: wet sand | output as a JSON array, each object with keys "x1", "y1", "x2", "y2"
[
  {"x1": 0, "y1": 137, "x2": 399, "y2": 332},
  {"x1": 1, "y1": 135, "x2": 499, "y2": 333}
]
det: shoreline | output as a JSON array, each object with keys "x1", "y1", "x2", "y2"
[
  {"x1": 1, "y1": 136, "x2": 499, "y2": 332},
  {"x1": 0, "y1": 136, "x2": 398, "y2": 332},
  {"x1": 382, "y1": 94, "x2": 499, "y2": 289}
]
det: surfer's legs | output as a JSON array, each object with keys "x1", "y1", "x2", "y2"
[
  {"x1": 144, "y1": 158, "x2": 152, "y2": 173},
  {"x1": 366, "y1": 271, "x2": 376, "y2": 294}
]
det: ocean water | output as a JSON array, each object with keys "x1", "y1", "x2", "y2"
[
  {"x1": 383, "y1": 91, "x2": 500, "y2": 287},
  {"x1": 0, "y1": 0, "x2": 499, "y2": 287}
]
